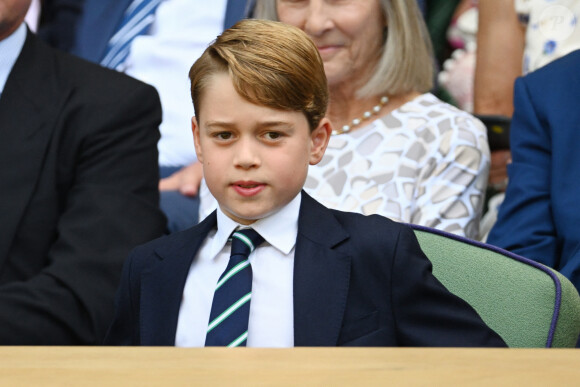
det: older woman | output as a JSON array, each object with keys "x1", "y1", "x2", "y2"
[{"x1": 199, "y1": 0, "x2": 490, "y2": 239}]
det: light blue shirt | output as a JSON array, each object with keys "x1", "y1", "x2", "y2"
[
  {"x1": 175, "y1": 193, "x2": 301, "y2": 347},
  {"x1": 125, "y1": 0, "x2": 228, "y2": 167},
  {"x1": 0, "y1": 23, "x2": 27, "y2": 96}
]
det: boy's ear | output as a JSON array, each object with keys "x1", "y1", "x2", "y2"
[
  {"x1": 309, "y1": 117, "x2": 332, "y2": 165},
  {"x1": 192, "y1": 116, "x2": 203, "y2": 163}
]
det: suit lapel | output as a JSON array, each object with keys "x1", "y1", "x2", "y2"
[
  {"x1": 140, "y1": 213, "x2": 217, "y2": 345},
  {"x1": 293, "y1": 192, "x2": 352, "y2": 346},
  {"x1": 0, "y1": 31, "x2": 69, "y2": 259}
]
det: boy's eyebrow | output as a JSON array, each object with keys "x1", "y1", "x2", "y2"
[
  {"x1": 204, "y1": 121, "x2": 295, "y2": 129},
  {"x1": 204, "y1": 121, "x2": 236, "y2": 130}
]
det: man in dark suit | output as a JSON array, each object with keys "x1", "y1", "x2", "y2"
[
  {"x1": 104, "y1": 19, "x2": 505, "y2": 347},
  {"x1": 0, "y1": 0, "x2": 166, "y2": 344},
  {"x1": 488, "y1": 50, "x2": 580, "y2": 292}
]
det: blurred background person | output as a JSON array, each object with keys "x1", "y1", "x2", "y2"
[
  {"x1": 428, "y1": 0, "x2": 580, "y2": 240},
  {"x1": 475, "y1": 0, "x2": 580, "y2": 117},
  {"x1": 474, "y1": 0, "x2": 580, "y2": 239},
  {"x1": 70, "y1": 0, "x2": 253, "y2": 232},
  {"x1": 486, "y1": 50, "x2": 580, "y2": 293},
  {"x1": 0, "y1": 0, "x2": 165, "y2": 344},
  {"x1": 197, "y1": 0, "x2": 490, "y2": 239}
]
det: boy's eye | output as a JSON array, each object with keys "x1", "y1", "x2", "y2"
[
  {"x1": 265, "y1": 132, "x2": 282, "y2": 140},
  {"x1": 215, "y1": 132, "x2": 232, "y2": 140}
]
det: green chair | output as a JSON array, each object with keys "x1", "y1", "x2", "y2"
[{"x1": 410, "y1": 224, "x2": 580, "y2": 347}]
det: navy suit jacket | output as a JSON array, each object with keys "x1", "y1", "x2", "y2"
[
  {"x1": 105, "y1": 192, "x2": 505, "y2": 347},
  {"x1": 72, "y1": 0, "x2": 252, "y2": 62},
  {"x1": 0, "y1": 30, "x2": 166, "y2": 344},
  {"x1": 488, "y1": 50, "x2": 580, "y2": 291}
]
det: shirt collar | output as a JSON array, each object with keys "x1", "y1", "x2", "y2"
[
  {"x1": 0, "y1": 23, "x2": 27, "y2": 96},
  {"x1": 209, "y1": 193, "x2": 302, "y2": 259}
]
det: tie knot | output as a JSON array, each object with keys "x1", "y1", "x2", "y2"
[{"x1": 230, "y1": 229, "x2": 264, "y2": 258}]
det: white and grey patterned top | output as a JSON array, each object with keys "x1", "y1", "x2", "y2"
[{"x1": 198, "y1": 93, "x2": 490, "y2": 240}]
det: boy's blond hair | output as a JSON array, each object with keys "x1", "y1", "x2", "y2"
[{"x1": 189, "y1": 19, "x2": 328, "y2": 130}]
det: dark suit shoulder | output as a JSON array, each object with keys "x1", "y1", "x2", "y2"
[
  {"x1": 330, "y1": 206, "x2": 411, "y2": 244},
  {"x1": 23, "y1": 31, "x2": 158, "y2": 103},
  {"x1": 515, "y1": 49, "x2": 580, "y2": 126},
  {"x1": 53, "y1": 47, "x2": 158, "y2": 102},
  {"x1": 299, "y1": 192, "x2": 411, "y2": 253},
  {"x1": 330, "y1": 208, "x2": 403, "y2": 230}
]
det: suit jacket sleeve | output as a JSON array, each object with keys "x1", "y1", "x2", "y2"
[
  {"x1": 487, "y1": 77, "x2": 556, "y2": 263},
  {"x1": 392, "y1": 226, "x2": 506, "y2": 347},
  {"x1": 0, "y1": 62, "x2": 166, "y2": 344},
  {"x1": 487, "y1": 54, "x2": 580, "y2": 289},
  {"x1": 103, "y1": 247, "x2": 142, "y2": 346}
]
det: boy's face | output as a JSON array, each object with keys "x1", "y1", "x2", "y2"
[{"x1": 192, "y1": 72, "x2": 331, "y2": 225}]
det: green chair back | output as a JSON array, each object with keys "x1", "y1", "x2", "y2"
[{"x1": 411, "y1": 224, "x2": 580, "y2": 347}]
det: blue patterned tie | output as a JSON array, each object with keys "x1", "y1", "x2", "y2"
[
  {"x1": 205, "y1": 229, "x2": 264, "y2": 347},
  {"x1": 101, "y1": 0, "x2": 162, "y2": 70}
]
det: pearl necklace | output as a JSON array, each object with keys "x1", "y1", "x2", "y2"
[{"x1": 331, "y1": 96, "x2": 389, "y2": 135}]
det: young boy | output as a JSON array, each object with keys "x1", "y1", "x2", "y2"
[{"x1": 105, "y1": 19, "x2": 505, "y2": 347}]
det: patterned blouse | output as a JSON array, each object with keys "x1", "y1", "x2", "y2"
[{"x1": 198, "y1": 93, "x2": 490, "y2": 240}]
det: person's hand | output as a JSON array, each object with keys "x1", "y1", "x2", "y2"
[
  {"x1": 489, "y1": 150, "x2": 511, "y2": 191},
  {"x1": 159, "y1": 162, "x2": 203, "y2": 196}
]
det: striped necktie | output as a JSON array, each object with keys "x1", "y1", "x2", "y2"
[
  {"x1": 101, "y1": 0, "x2": 162, "y2": 70},
  {"x1": 205, "y1": 228, "x2": 264, "y2": 347}
]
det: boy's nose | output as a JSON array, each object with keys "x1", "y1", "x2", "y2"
[{"x1": 233, "y1": 140, "x2": 261, "y2": 169}]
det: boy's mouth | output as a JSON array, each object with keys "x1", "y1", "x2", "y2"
[{"x1": 232, "y1": 181, "x2": 265, "y2": 197}]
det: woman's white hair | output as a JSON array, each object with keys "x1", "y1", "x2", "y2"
[{"x1": 253, "y1": 0, "x2": 434, "y2": 97}]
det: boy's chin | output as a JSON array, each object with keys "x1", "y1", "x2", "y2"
[
  {"x1": 221, "y1": 208, "x2": 261, "y2": 225},
  {"x1": 222, "y1": 207, "x2": 281, "y2": 226}
]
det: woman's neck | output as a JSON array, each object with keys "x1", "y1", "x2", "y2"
[
  {"x1": 327, "y1": 86, "x2": 375, "y2": 125},
  {"x1": 327, "y1": 86, "x2": 423, "y2": 134}
]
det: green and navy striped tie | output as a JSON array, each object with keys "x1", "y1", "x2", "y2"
[{"x1": 205, "y1": 228, "x2": 264, "y2": 347}]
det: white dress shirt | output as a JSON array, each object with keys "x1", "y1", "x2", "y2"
[
  {"x1": 0, "y1": 23, "x2": 27, "y2": 96},
  {"x1": 24, "y1": 0, "x2": 41, "y2": 32},
  {"x1": 125, "y1": 0, "x2": 227, "y2": 167},
  {"x1": 175, "y1": 194, "x2": 300, "y2": 347}
]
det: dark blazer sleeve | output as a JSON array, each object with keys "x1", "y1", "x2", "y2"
[
  {"x1": 103, "y1": 248, "x2": 142, "y2": 346},
  {"x1": 0, "y1": 39, "x2": 166, "y2": 344},
  {"x1": 390, "y1": 226, "x2": 506, "y2": 347},
  {"x1": 296, "y1": 195, "x2": 505, "y2": 347}
]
